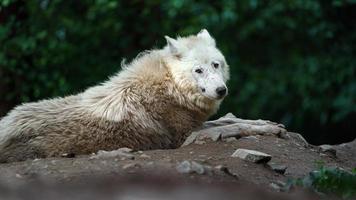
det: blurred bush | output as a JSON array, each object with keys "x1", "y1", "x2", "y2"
[
  {"x1": 0, "y1": 0, "x2": 355, "y2": 144},
  {"x1": 286, "y1": 166, "x2": 356, "y2": 199}
]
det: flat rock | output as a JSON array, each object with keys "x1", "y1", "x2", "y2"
[
  {"x1": 265, "y1": 163, "x2": 287, "y2": 174},
  {"x1": 287, "y1": 132, "x2": 309, "y2": 147},
  {"x1": 319, "y1": 145, "x2": 337, "y2": 157},
  {"x1": 182, "y1": 113, "x2": 288, "y2": 147},
  {"x1": 231, "y1": 149, "x2": 272, "y2": 163}
]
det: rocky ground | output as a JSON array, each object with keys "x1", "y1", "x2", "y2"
[{"x1": 0, "y1": 113, "x2": 354, "y2": 200}]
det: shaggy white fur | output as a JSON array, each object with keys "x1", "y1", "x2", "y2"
[{"x1": 0, "y1": 29, "x2": 230, "y2": 162}]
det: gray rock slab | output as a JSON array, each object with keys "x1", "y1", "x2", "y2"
[
  {"x1": 319, "y1": 145, "x2": 337, "y2": 157},
  {"x1": 232, "y1": 149, "x2": 272, "y2": 163},
  {"x1": 266, "y1": 162, "x2": 287, "y2": 174}
]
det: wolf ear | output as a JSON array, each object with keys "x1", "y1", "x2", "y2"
[
  {"x1": 197, "y1": 29, "x2": 215, "y2": 46},
  {"x1": 165, "y1": 36, "x2": 182, "y2": 56}
]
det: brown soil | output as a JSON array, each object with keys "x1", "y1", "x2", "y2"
[{"x1": 0, "y1": 132, "x2": 354, "y2": 200}]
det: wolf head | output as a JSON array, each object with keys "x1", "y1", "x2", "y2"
[{"x1": 164, "y1": 29, "x2": 230, "y2": 101}]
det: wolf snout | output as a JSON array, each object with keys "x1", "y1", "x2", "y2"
[{"x1": 216, "y1": 86, "x2": 227, "y2": 98}]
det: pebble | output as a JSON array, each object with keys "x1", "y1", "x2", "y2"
[
  {"x1": 265, "y1": 162, "x2": 287, "y2": 174},
  {"x1": 147, "y1": 161, "x2": 154, "y2": 166},
  {"x1": 61, "y1": 153, "x2": 75, "y2": 158},
  {"x1": 122, "y1": 163, "x2": 140, "y2": 170},
  {"x1": 194, "y1": 140, "x2": 206, "y2": 145},
  {"x1": 319, "y1": 145, "x2": 337, "y2": 157},
  {"x1": 163, "y1": 158, "x2": 173, "y2": 162},
  {"x1": 215, "y1": 165, "x2": 239, "y2": 179},
  {"x1": 91, "y1": 149, "x2": 135, "y2": 160},
  {"x1": 139, "y1": 154, "x2": 151, "y2": 159},
  {"x1": 231, "y1": 149, "x2": 272, "y2": 163},
  {"x1": 176, "y1": 160, "x2": 211, "y2": 175},
  {"x1": 269, "y1": 182, "x2": 281, "y2": 191},
  {"x1": 176, "y1": 160, "x2": 192, "y2": 174},
  {"x1": 191, "y1": 161, "x2": 205, "y2": 174},
  {"x1": 270, "y1": 180, "x2": 286, "y2": 191},
  {"x1": 117, "y1": 147, "x2": 134, "y2": 153}
]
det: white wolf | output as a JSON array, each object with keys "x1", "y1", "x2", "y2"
[{"x1": 0, "y1": 29, "x2": 229, "y2": 162}]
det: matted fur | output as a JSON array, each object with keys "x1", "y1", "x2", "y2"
[{"x1": 0, "y1": 30, "x2": 229, "y2": 163}]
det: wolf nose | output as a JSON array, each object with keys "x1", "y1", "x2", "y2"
[{"x1": 216, "y1": 87, "x2": 227, "y2": 97}]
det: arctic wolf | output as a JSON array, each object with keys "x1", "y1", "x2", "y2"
[{"x1": 0, "y1": 29, "x2": 229, "y2": 162}]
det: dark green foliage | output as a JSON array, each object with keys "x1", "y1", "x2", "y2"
[
  {"x1": 0, "y1": 0, "x2": 355, "y2": 144},
  {"x1": 286, "y1": 167, "x2": 356, "y2": 199}
]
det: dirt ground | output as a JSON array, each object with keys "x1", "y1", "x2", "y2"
[{"x1": 0, "y1": 129, "x2": 354, "y2": 200}]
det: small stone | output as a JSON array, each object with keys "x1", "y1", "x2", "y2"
[
  {"x1": 117, "y1": 147, "x2": 134, "y2": 153},
  {"x1": 270, "y1": 182, "x2": 281, "y2": 191},
  {"x1": 194, "y1": 140, "x2": 206, "y2": 145},
  {"x1": 61, "y1": 153, "x2": 75, "y2": 158},
  {"x1": 91, "y1": 149, "x2": 134, "y2": 159},
  {"x1": 266, "y1": 163, "x2": 287, "y2": 174},
  {"x1": 139, "y1": 154, "x2": 151, "y2": 159},
  {"x1": 122, "y1": 163, "x2": 140, "y2": 170},
  {"x1": 215, "y1": 165, "x2": 238, "y2": 179},
  {"x1": 215, "y1": 165, "x2": 224, "y2": 170},
  {"x1": 191, "y1": 161, "x2": 205, "y2": 174},
  {"x1": 319, "y1": 145, "x2": 336, "y2": 157},
  {"x1": 176, "y1": 160, "x2": 209, "y2": 175},
  {"x1": 120, "y1": 156, "x2": 134, "y2": 161},
  {"x1": 176, "y1": 160, "x2": 193, "y2": 174},
  {"x1": 203, "y1": 165, "x2": 213, "y2": 175},
  {"x1": 276, "y1": 180, "x2": 286, "y2": 187},
  {"x1": 231, "y1": 149, "x2": 272, "y2": 163},
  {"x1": 244, "y1": 136, "x2": 259, "y2": 140}
]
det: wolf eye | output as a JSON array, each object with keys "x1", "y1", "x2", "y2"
[
  {"x1": 212, "y1": 62, "x2": 219, "y2": 68},
  {"x1": 195, "y1": 69, "x2": 203, "y2": 74}
]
